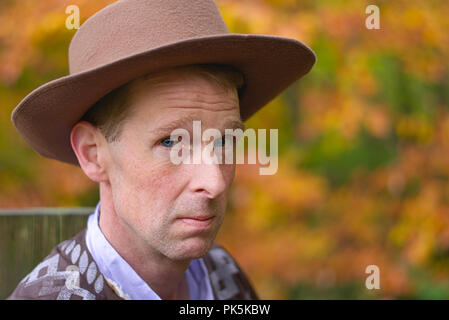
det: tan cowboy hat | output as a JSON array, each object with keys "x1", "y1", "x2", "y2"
[{"x1": 11, "y1": 0, "x2": 316, "y2": 166}]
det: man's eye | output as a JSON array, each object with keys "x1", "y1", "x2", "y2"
[
  {"x1": 213, "y1": 135, "x2": 232, "y2": 148},
  {"x1": 160, "y1": 137, "x2": 176, "y2": 148}
]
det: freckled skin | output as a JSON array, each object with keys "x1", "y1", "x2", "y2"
[
  {"x1": 98, "y1": 72, "x2": 241, "y2": 263},
  {"x1": 71, "y1": 69, "x2": 242, "y2": 299}
]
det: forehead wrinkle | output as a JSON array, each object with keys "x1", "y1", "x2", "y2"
[
  {"x1": 166, "y1": 105, "x2": 239, "y2": 113},
  {"x1": 132, "y1": 78, "x2": 239, "y2": 116},
  {"x1": 161, "y1": 94, "x2": 239, "y2": 114},
  {"x1": 128, "y1": 87, "x2": 239, "y2": 123},
  {"x1": 166, "y1": 88, "x2": 238, "y2": 107},
  {"x1": 148, "y1": 114, "x2": 244, "y2": 137},
  {"x1": 152, "y1": 80, "x2": 238, "y2": 100}
]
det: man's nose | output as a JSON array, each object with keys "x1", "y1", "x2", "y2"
[{"x1": 188, "y1": 161, "x2": 227, "y2": 199}]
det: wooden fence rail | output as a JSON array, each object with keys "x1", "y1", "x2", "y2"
[{"x1": 0, "y1": 208, "x2": 94, "y2": 299}]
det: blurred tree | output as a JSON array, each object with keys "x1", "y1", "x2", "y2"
[{"x1": 1, "y1": 0, "x2": 449, "y2": 299}]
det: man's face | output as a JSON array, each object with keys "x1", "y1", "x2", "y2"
[{"x1": 100, "y1": 71, "x2": 242, "y2": 261}]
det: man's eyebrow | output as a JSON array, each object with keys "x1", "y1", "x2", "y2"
[
  {"x1": 224, "y1": 119, "x2": 245, "y2": 132},
  {"x1": 148, "y1": 116, "x2": 245, "y2": 136},
  {"x1": 148, "y1": 115, "x2": 197, "y2": 136}
]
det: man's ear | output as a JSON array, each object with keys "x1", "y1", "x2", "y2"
[{"x1": 70, "y1": 121, "x2": 109, "y2": 182}]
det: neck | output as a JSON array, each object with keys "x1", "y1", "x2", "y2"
[{"x1": 97, "y1": 183, "x2": 190, "y2": 300}]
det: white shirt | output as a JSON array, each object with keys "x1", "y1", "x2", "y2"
[{"x1": 85, "y1": 201, "x2": 214, "y2": 300}]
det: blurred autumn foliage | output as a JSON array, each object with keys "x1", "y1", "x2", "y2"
[{"x1": 1, "y1": 0, "x2": 449, "y2": 299}]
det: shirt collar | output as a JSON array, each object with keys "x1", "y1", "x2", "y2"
[{"x1": 85, "y1": 201, "x2": 214, "y2": 300}]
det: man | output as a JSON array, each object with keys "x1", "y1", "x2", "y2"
[{"x1": 8, "y1": 0, "x2": 315, "y2": 300}]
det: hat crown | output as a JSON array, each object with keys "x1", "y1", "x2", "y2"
[{"x1": 69, "y1": 0, "x2": 229, "y2": 74}]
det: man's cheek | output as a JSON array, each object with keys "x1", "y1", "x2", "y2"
[
  {"x1": 147, "y1": 168, "x2": 183, "y2": 194},
  {"x1": 224, "y1": 164, "x2": 236, "y2": 184}
]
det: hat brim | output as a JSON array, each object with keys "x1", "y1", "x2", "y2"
[{"x1": 11, "y1": 33, "x2": 316, "y2": 165}]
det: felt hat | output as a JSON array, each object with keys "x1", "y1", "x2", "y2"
[{"x1": 11, "y1": 0, "x2": 316, "y2": 165}]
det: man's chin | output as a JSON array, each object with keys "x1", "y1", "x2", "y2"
[{"x1": 169, "y1": 238, "x2": 214, "y2": 261}]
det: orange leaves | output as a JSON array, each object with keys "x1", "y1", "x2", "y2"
[
  {"x1": 2, "y1": 0, "x2": 449, "y2": 299},
  {"x1": 0, "y1": 0, "x2": 110, "y2": 84},
  {"x1": 364, "y1": 106, "x2": 392, "y2": 139},
  {"x1": 234, "y1": 159, "x2": 327, "y2": 220},
  {"x1": 396, "y1": 115, "x2": 434, "y2": 144}
]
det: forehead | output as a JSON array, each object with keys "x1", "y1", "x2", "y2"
[{"x1": 124, "y1": 70, "x2": 242, "y2": 132}]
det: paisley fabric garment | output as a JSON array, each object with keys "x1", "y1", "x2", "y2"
[{"x1": 7, "y1": 228, "x2": 258, "y2": 300}]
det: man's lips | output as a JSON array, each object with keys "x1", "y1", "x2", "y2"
[{"x1": 176, "y1": 215, "x2": 215, "y2": 229}]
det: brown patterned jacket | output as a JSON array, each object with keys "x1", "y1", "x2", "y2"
[{"x1": 7, "y1": 228, "x2": 258, "y2": 300}]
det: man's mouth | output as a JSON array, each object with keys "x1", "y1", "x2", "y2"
[{"x1": 177, "y1": 215, "x2": 215, "y2": 229}]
